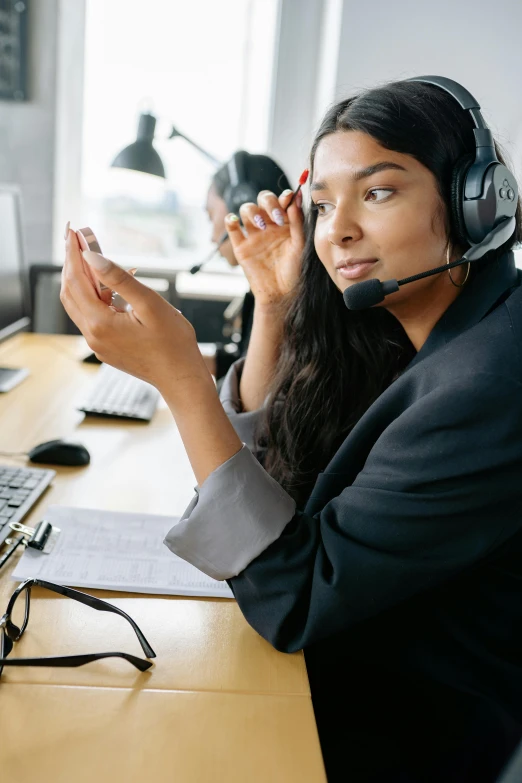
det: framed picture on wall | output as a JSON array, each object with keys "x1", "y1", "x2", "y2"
[{"x1": 0, "y1": 0, "x2": 28, "y2": 102}]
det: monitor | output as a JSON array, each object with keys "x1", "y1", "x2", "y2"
[
  {"x1": 0, "y1": 185, "x2": 31, "y2": 391},
  {"x1": 0, "y1": 184, "x2": 30, "y2": 343}
]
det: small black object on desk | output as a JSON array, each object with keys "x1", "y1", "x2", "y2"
[
  {"x1": 25, "y1": 519, "x2": 54, "y2": 550},
  {"x1": 27, "y1": 440, "x2": 91, "y2": 467},
  {"x1": 0, "y1": 519, "x2": 60, "y2": 572},
  {"x1": 82, "y1": 352, "x2": 102, "y2": 364}
]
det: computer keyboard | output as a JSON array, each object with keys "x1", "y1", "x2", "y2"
[
  {"x1": 0, "y1": 465, "x2": 55, "y2": 547},
  {"x1": 78, "y1": 364, "x2": 160, "y2": 422}
]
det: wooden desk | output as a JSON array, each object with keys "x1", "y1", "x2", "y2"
[{"x1": 0, "y1": 334, "x2": 326, "y2": 783}]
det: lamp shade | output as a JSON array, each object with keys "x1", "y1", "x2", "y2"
[{"x1": 111, "y1": 113, "x2": 166, "y2": 178}]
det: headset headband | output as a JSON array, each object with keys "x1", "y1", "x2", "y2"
[{"x1": 407, "y1": 76, "x2": 499, "y2": 200}]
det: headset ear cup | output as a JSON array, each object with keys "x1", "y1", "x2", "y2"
[
  {"x1": 225, "y1": 184, "x2": 259, "y2": 215},
  {"x1": 450, "y1": 154, "x2": 474, "y2": 245},
  {"x1": 223, "y1": 151, "x2": 259, "y2": 214}
]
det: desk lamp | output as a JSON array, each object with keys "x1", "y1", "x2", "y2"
[{"x1": 111, "y1": 112, "x2": 221, "y2": 177}]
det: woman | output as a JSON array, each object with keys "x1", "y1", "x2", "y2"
[
  {"x1": 204, "y1": 151, "x2": 291, "y2": 380},
  {"x1": 62, "y1": 77, "x2": 522, "y2": 782}
]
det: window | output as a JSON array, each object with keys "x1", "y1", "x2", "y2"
[{"x1": 80, "y1": 0, "x2": 279, "y2": 264}]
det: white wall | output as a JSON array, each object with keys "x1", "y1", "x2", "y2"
[
  {"x1": 269, "y1": 0, "x2": 522, "y2": 188},
  {"x1": 0, "y1": 0, "x2": 59, "y2": 263},
  {"x1": 267, "y1": 0, "x2": 324, "y2": 185},
  {"x1": 331, "y1": 0, "x2": 522, "y2": 179}
]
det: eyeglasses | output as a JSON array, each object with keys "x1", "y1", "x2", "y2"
[{"x1": 0, "y1": 578, "x2": 156, "y2": 676}]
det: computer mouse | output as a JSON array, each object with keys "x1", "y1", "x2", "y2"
[{"x1": 27, "y1": 439, "x2": 91, "y2": 467}]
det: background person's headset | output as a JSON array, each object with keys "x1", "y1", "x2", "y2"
[
  {"x1": 190, "y1": 150, "x2": 261, "y2": 274},
  {"x1": 223, "y1": 150, "x2": 260, "y2": 214},
  {"x1": 344, "y1": 75, "x2": 520, "y2": 310}
]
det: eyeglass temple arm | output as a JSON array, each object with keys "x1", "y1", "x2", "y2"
[
  {"x1": 0, "y1": 651, "x2": 153, "y2": 672},
  {"x1": 32, "y1": 579, "x2": 156, "y2": 658}
]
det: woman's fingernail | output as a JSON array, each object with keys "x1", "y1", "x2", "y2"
[
  {"x1": 64, "y1": 220, "x2": 70, "y2": 240},
  {"x1": 281, "y1": 189, "x2": 293, "y2": 198},
  {"x1": 253, "y1": 214, "x2": 266, "y2": 230},
  {"x1": 225, "y1": 213, "x2": 240, "y2": 222},
  {"x1": 296, "y1": 190, "x2": 303, "y2": 208},
  {"x1": 272, "y1": 208, "x2": 285, "y2": 226},
  {"x1": 82, "y1": 250, "x2": 112, "y2": 273},
  {"x1": 128, "y1": 267, "x2": 138, "y2": 276}
]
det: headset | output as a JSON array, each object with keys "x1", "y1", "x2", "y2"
[
  {"x1": 222, "y1": 150, "x2": 260, "y2": 214},
  {"x1": 344, "y1": 75, "x2": 519, "y2": 310},
  {"x1": 190, "y1": 150, "x2": 260, "y2": 274}
]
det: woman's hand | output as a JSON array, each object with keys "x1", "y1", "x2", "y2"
[
  {"x1": 225, "y1": 188, "x2": 305, "y2": 307},
  {"x1": 60, "y1": 231, "x2": 210, "y2": 396}
]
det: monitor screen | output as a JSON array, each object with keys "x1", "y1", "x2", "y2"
[{"x1": 0, "y1": 186, "x2": 30, "y2": 342}]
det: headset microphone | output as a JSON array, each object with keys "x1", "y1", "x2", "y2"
[
  {"x1": 190, "y1": 231, "x2": 229, "y2": 275},
  {"x1": 343, "y1": 217, "x2": 516, "y2": 311}
]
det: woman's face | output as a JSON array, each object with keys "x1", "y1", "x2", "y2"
[
  {"x1": 312, "y1": 130, "x2": 460, "y2": 314},
  {"x1": 206, "y1": 185, "x2": 237, "y2": 266}
]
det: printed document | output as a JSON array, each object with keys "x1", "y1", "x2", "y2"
[{"x1": 11, "y1": 505, "x2": 233, "y2": 598}]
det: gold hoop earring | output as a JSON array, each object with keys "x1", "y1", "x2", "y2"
[{"x1": 446, "y1": 244, "x2": 470, "y2": 288}]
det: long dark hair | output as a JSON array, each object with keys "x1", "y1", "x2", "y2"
[{"x1": 261, "y1": 80, "x2": 522, "y2": 508}]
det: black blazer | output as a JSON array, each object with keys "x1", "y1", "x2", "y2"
[{"x1": 230, "y1": 252, "x2": 522, "y2": 782}]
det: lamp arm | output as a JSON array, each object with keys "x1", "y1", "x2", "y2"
[{"x1": 168, "y1": 126, "x2": 222, "y2": 166}]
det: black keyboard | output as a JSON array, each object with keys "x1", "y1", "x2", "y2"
[
  {"x1": 78, "y1": 364, "x2": 160, "y2": 422},
  {"x1": 0, "y1": 465, "x2": 55, "y2": 547}
]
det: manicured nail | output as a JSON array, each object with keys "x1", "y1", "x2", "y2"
[
  {"x1": 225, "y1": 213, "x2": 239, "y2": 222},
  {"x1": 281, "y1": 189, "x2": 293, "y2": 198},
  {"x1": 296, "y1": 190, "x2": 303, "y2": 208},
  {"x1": 82, "y1": 250, "x2": 112, "y2": 273},
  {"x1": 272, "y1": 208, "x2": 285, "y2": 226},
  {"x1": 253, "y1": 214, "x2": 266, "y2": 230},
  {"x1": 128, "y1": 267, "x2": 138, "y2": 276},
  {"x1": 64, "y1": 220, "x2": 70, "y2": 240}
]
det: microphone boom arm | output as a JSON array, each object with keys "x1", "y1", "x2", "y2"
[{"x1": 343, "y1": 217, "x2": 516, "y2": 311}]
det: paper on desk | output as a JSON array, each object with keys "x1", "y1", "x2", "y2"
[{"x1": 11, "y1": 505, "x2": 233, "y2": 598}]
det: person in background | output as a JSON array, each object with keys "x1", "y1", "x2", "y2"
[{"x1": 203, "y1": 152, "x2": 291, "y2": 380}]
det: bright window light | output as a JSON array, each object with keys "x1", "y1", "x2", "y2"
[{"x1": 81, "y1": 0, "x2": 279, "y2": 262}]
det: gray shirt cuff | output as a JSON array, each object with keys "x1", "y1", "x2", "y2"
[
  {"x1": 163, "y1": 445, "x2": 296, "y2": 581},
  {"x1": 219, "y1": 358, "x2": 265, "y2": 451}
]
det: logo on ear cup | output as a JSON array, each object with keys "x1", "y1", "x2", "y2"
[{"x1": 499, "y1": 179, "x2": 516, "y2": 201}]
